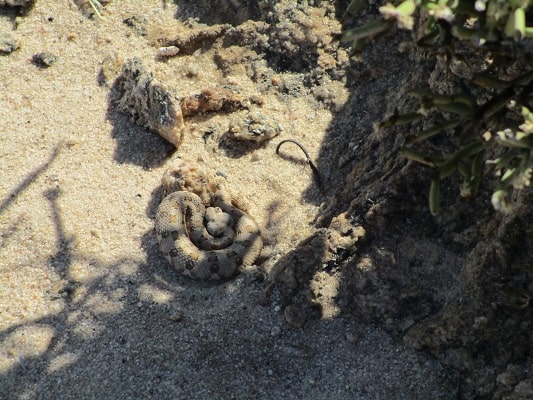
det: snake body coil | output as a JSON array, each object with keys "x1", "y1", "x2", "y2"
[{"x1": 155, "y1": 163, "x2": 262, "y2": 279}]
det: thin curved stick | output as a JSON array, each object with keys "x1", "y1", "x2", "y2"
[{"x1": 276, "y1": 139, "x2": 324, "y2": 192}]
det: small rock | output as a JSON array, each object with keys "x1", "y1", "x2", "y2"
[
  {"x1": 169, "y1": 310, "x2": 184, "y2": 322},
  {"x1": 345, "y1": 332, "x2": 358, "y2": 343},
  {"x1": 123, "y1": 15, "x2": 148, "y2": 36},
  {"x1": 156, "y1": 45, "x2": 180, "y2": 59},
  {"x1": 180, "y1": 87, "x2": 246, "y2": 117},
  {"x1": 0, "y1": 32, "x2": 20, "y2": 55},
  {"x1": 32, "y1": 52, "x2": 57, "y2": 68},
  {"x1": 115, "y1": 58, "x2": 185, "y2": 147},
  {"x1": 228, "y1": 112, "x2": 282, "y2": 142},
  {"x1": 270, "y1": 326, "x2": 281, "y2": 336}
]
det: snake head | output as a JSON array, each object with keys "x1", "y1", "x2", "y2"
[{"x1": 161, "y1": 160, "x2": 217, "y2": 204}]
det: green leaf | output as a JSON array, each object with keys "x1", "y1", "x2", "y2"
[
  {"x1": 341, "y1": 19, "x2": 393, "y2": 43},
  {"x1": 437, "y1": 141, "x2": 485, "y2": 179},
  {"x1": 405, "y1": 119, "x2": 461, "y2": 144},
  {"x1": 505, "y1": 7, "x2": 526, "y2": 40},
  {"x1": 434, "y1": 101, "x2": 474, "y2": 117},
  {"x1": 380, "y1": 111, "x2": 424, "y2": 128},
  {"x1": 429, "y1": 178, "x2": 441, "y2": 216},
  {"x1": 343, "y1": 0, "x2": 368, "y2": 19},
  {"x1": 400, "y1": 147, "x2": 440, "y2": 167},
  {"x1": 473, "y1": 73, "x2": 510, "y2": 89}
]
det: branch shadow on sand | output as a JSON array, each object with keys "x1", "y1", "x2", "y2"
[
  {"x1": 0, "y1": 176, "x2": 266, "y2": 398},
  {"x1": 1, "y1": 169, "x2": 415, "y2": 399},
  {"x1": 0, "y1": 174, "x2": 458, "y2": 398},
  {"x1": 0, "y1": 144, "x2": 61, "y2": 216}
]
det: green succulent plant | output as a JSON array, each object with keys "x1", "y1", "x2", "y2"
[{"x1": 343, "y1": 0, "x2": 533, "y2": 214}]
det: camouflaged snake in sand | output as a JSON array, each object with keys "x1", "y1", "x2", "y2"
[{"x1": 155, "y1": 161, "x2": 263, "y2": 280}]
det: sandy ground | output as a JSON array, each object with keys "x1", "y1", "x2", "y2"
[{"x1": 1, "y1": 1, "x2": 458, "y2": 398}]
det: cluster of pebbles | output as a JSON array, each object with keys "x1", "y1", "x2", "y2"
[{"x1": 115, "y1": 58, "x2": 281, "y2": 147}]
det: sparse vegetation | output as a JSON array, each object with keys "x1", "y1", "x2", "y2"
[{"x1": 343, "y1": 0, "x2": 533, "y2": 214}]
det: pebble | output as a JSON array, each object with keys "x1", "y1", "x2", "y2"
[
  {"x1": 32, "y1": 52, "x2": 57, "y2": 68},
  {"x1": 227, "y1": 112, "x2": 282, "y2": 143},
  {"x1": 169, "y1": 310, "x2": 184, "y2": 322},
  {"x1": 345, "y1": 332, "x2": 358, "y2": 343},
  {"x1": 270, "y1": 326, "x2": 281, "y2": 336},
  {"x1": 0, "y1": 32, "x2": 19, "y2": 55}
]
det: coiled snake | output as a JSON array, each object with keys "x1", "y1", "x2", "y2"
[{"x1": 155, "y1": 161, "x2": 263, "y2": 280}]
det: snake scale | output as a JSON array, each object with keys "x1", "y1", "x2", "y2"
[{"x1": 155, "y1": 161, "x2": 263, "y2": 280}]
